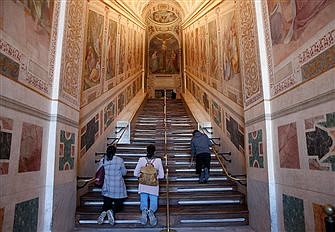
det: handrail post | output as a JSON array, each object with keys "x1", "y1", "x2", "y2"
[{"x1": 324, "y1": 204, "x2": 335, "y2": 232}]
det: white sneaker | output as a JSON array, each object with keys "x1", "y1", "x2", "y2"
[
  {"x1": 147, "y1": 209, "x2": 157, "y2": 226},
  {"x1": 97, "y1": 211, "x2": 106, "y2": 224},
  {"x1": 139, "y1": 209, "x2": 148, "y2": 225},
  {"x1": 106, "y1": 210, "x2": 115, "y2": 225}
]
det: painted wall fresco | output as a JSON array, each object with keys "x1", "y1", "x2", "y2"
[
  {"x1": 0, "y1": 0, "x2": 57, "y2": 96},
  {"x1": 82, "y1": 10, "x2": 104, "y2": 91},
  {"x1": 106, "y1": 19, "x2": 117, "y2": 80},
  {"x1": 248, "y1": 129, "x2": 264, "y2": 168},
  {"x1": 220, "y1": 9, "x2": 243, "y2": 105},
  {"x1": 305, "y1": 112, "x2": 335, "y2": 171},
  {"x1": 267, "y1": 0, "x2": 331, "y2": 65},
  {"x1": 118, "y1": 24, "x2": 126, "y2": 75},
  {"x1": 59, "y1": 130, "x2": 75, "y2": 171},
  {"x1": 283, "y1": 194, "x2": 305, "y2": 232},
  {"x1": 19, "y1": 122, "x2": 43, "y2": 172},
  {"x1": 13, "y1": 198, "x2": 39, "y2": 232},
  {"x1": 0, "y1": 52, "x2": 19, "y2": 80},
  {"x1": 149, "y1": 33, "x2": 179, "y2": 74},
  {"x1": 118, "y1": 91, "x2": 125, "y2": 113},
  {"x1": 80, "y1": 114, "x2": 99, "y2": 157},
  {"x1": 0, "y1": 117, "x2": 13, "y2": 175},
  {"x1": 208, "y1": 20, "x2": 219, "y2": 80},
  {"x1": 278, "y1": 122, "x2": 300, "y2": 169}
]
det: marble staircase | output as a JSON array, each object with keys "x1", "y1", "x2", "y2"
[{"x1": 75, "y1": 99, "x2": 248, "y2": 230}]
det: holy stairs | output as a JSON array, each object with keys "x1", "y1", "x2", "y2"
[{"x1": 75, "y1": 98, "x2": 249, "y2": 230}]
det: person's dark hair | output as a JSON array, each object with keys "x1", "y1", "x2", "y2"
[
  {"x1": 106, "y1": 145, "x2": 116, "y2": 161},
  {"x1": 146, "y1": 144, "x2": 156, "y2": 159},
  {"x1": 192, "y1": 129, "x2": 199, "y2": 136}
]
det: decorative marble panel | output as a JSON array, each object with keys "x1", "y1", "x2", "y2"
[
  {"x1": 278, "y1": 122, "x2": 300, "y2": 169},
  {"x1": 0, "y1": 207, "x2": 4, "y2": 231},
  {"x1": 313, "y1": 203, "x2": 326, "y2": 232},
  {"x1": 226, "y1": 113, "x2": 244, "y2": 152},
  {"x1": 248, "y1": 129, "x2": 264, "y2": 168},
  {"x1": 19, "y1": 123, "x2": 43, "y2": 173},
  {"x1": 60, "y1": 0, "x2": 85, "y2": 106},
  {"x1": 301, "y1": 45, "x2": 335, "y2": 81},
  {"x1": 202, "y1": 92, "x2": 209, "y2": 113},
  {"x1": 0, "y1": 52, "x2": 19, "y2": 80},
  {"x1": 118, "y1": 92, "x2": 125, "y2": 114},
  {"x1": 305, "y1": 112, "x2": 335, "y2": 171},
  {"x1": 80, "y1": 114, "x2": 99, "y2": 157},
  {"x1": 13, "y1": 198, "x2": 39, "y2": 232},
  {"x1": 0, "y1": 117, "x2": 13, "y2": 175},
  {"x1": 104, "y1": 99, "x2": 116, "y2": 130},
  {"x1": 211, "y1": 100, "x2": 222, "y2": 128},
  {"x1": 59, "y1": 130, "x2": 75, "y2": 171},
  {"x1": 283, "y1": 194, "x2": 305, "y2": 232}
]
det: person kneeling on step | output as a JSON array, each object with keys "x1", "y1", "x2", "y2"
[
  {"x1": 134, "y1": 144, "x2": 164, "y2": 226},
  {"x1": 97, "y1": 145, "x2": 127, "y2": 225},
  {"x1": 191, "y1": 130, "x2": 213, "y2": 184}
]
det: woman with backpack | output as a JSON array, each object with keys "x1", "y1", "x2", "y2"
[
  {"x1": 97, "y1": 145, "x2": 127, "y2": 225},
  {"x1": 134, "y1": 144, "x2": 164, "y2": 226}
]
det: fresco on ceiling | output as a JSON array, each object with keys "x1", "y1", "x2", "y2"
[
  {"x1": 149, "y1": 33, "x2": 179, "y2": 74},
  {"x1": 83, "y1": 10, "x2": 104, "y2": 90},
  {"x1": 267, "y1": 0, "x2": 332, "y2": 65},
  {"x1": 106, "y1": 19, "x2": 117, "y2": 80},
  {"x1": 151, "y1": 10, "x2": 177, "y2": 24}
]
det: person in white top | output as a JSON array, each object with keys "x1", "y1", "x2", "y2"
[{"x1": 134, "y1": 144, "x2": 164, "y2": 226}]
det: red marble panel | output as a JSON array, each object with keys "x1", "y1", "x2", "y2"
[
  {"x1": 19, "y1": 123, "x2": 43, "y2": 172},
  {"x1": 313, "y1": 203, "x2": 326, "y2": 232},
  {"x1": 278, "y1": 122, "x2": 300, "y2": 169}
]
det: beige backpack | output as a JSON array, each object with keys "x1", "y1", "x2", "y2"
[{"x1": 139, "y1": 158, "x2": 158, "y2": 186}]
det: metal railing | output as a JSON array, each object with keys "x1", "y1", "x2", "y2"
[
  {"x1": 77, "y1": 124, "x2": 129, "y2": 189},
  {"x1": 161, "y1": 90, "x2": 176, "y2": 232}
]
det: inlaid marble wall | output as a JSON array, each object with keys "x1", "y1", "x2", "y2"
[
  {"x1": 245, "y1": 0, "x2": 335, "y2": 231},
  {"x1": 13, "y1": 198, "x2": 39, "y2": 232},
  {"x1": 0, "y1": 117, "x2": 13, "y2": 175}
]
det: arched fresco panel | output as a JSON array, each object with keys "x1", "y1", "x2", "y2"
[{"x1": 149, "y1": 33, "x2": 179, "y2": 74}]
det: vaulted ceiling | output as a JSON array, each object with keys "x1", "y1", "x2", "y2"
[{"x1": 119, "y1": 0, "x2": 209, "y2": 22}]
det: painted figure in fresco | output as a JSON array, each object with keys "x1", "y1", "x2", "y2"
[
  {"x1": 223, "y1": 11, "x2": 240, "y2": 81},
  {"x1": 268, "y1": 0, "x2": 329, "y2": 45},
  {"x1": 26, "y1": 0, "x2": 54, "y2": 33},
  {"x1": 85, "y1": 45, "x2": 100, "y2": 83},
  {"x1": 150, "y1": 51, "x2": 159, "y2": 73},
  {"x1": 166, "y1": 50, "x2": 177, "y2": 73}
]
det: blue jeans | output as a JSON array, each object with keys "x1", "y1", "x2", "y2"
[{"x1": 140, "y1": 193, "x2": 158, "y2": 213}]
